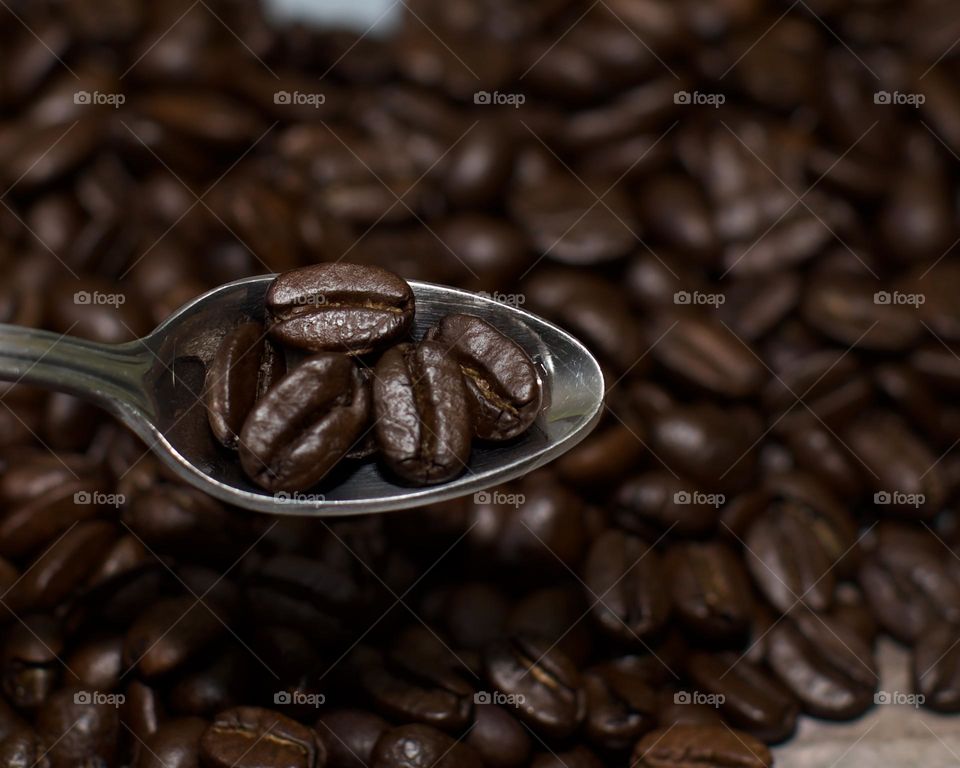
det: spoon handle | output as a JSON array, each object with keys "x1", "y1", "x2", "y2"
[{"x1": 0, "y1": 324, "x2": 151, "y2": 417}]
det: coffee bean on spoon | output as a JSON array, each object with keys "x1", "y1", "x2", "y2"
[
  {"x1": 205, "y1": 321, "x2": 284, "y2": 449},
  {"x1": 238, "y1": 353, "x2": 370, "y2": 492},
  {"x1": 266, "y1": 263, "x2": 415, "y2": 355},
  {"x1": 373, "y1": 341, "x2": 472, "y2": 486},
  {"x1": 426, "y1": 313, "x2": 542, "y2": 440}
]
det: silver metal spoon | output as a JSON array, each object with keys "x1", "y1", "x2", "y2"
[{"x1": 0, "y1": 276, "x2": 604, "y2": 515}]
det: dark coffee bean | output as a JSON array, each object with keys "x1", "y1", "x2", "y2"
[
  {"x1": 205, "y1": 321, "x2": 284, "y2": 450},
  {"x1": 438, "y1": 582, "x2": 509, "y2": 651},
  {"x1": 466, "y1": 703, "x2": 530, "y2": 768},
  {"x1": 443, "y1": 124, "x2": 514, "y2": 208},
  {"x1": 435, "y1": 215, "x2": 532, "y2": 292},
  {"x1": 666, "y1": 541, "x2": 753, "y2": 643},
  {"x1": 583, "y1": 530, "x2": 670, "y2": 643},
  {"x1": 2, "y1": 615, "x2": 64, "y2": 710},
  {"x1": 167, "y1": 648, "x2": 249, "y2": 717},
  {"x1": 0, "y1": 731, "x2": 50, "y2": 768},
  {"x1": 633, "y1": 724, "x2": 773, "y2": 768},
  {"x1": 37, "y1": 685, "x2": 119, "y2": 768},
  {"x1": 766, "y1": 609, "x2": 877, "y2": 719},
  {"x1": 802, "y1": 273, "x2": 923, "y2": 351},
  {"x1": 653, "y1": 314, "x2": 765, "y2": 398},
  {"x1": 134, "y1": 91, "x2": 267, "y2": 147},
  {"x1": 614, "y1": 470, "x2": 720, "y2": 537},
  {"x1": 371, "y1": 723, "x2": 482, "y2": 768},
  {"x1": 316, "y1": 709, "x2": 390, "y2": 768},
  {"x1": 200, "y1": 707, "x2": 325, "y2": 768},
  {"x1": 555, "y1": 421, "x2": 646, "y2": 490},
  {"x1": 637, "y1": 175, "x2": 718, "y2": 263},
  {"x1": 123, "y1": 597, "x2": 224, "y2": 679},
  {"x1": 122, "y1": 681, "x2": 163, "y2": 750},
  {"x1": 583, "y1": 660, "x2": 657, "y2": 751},
  {"x1": 845, "y1": 412, "x2": 946, "y2": 519},
  {"x1": 358, "y1": 648, "x2": 473, "y2": 732},
  {"x1": 686, "y1": 652, "x2": 799, "y2": 743},
  {"x1": 879, "y1": 167, "x2": 955, "y2": 263},
  {"x1": 859, "y1": 523, "x2": 960, "y2": 643},
  {"x1": 914, "y1": 623, "x2": 960, "y2": 713},
  {"x1": 510, "y1": 175, "x2": 637, "y2": 266},
  {"x1": 239, "y1": 353, "x2": 371, "y2": 492},
  {"x1": 506, "y1": 587, "x2": 593, "y2": 665},
  {"x1": 373, "y1": 341, "x2": 471, "y2": 485},
  {"x1": 482, "y1": 636, "x2": 585, "y2": 739},
  {"x1": 426, "y1": 313, "x2": 542, "y2": 440},
  {"x1": 66, "y1": 636, "x2": 124, "y2": 692},
  {"x1": 267, "y1": 263, "x2": 415, "y2": 355},
  {"x1": 137, "y1": 718, "x2": 206, "y2": 768}
]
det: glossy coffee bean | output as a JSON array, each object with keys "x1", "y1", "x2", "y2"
[
  {"x1": 373, "y1": 341, "x2": 471, "y2": 485},
  {"x1": 633, "y1": 724, "x2": 773, "y2": 768},
  {"x1": 766, "y1": 610, "x2": 877, "y2": 719},
  {"x1": 426, "y1": 314, "x2": 541, "y2": 440},
  {"x1": 371, "y1": 723, "x2": 482, "y2": 768},
  {"x1": 37, "y1": 686, "x2": 119, "y2": 768},
  {"x1": 0, "y1": 731, "x2": 50, "y2": 768},
  {"x1": 913, "y1": 623, "x2": 960, "y2": 713},
  {"x1": 482, "y1": 636, "x2": 585, "y2": 739},
  {"x1": 123, "y1": 597, "x2": 224, "y2": 679},
  {"x1": 859, "y1": 523, "x2": 960, "y2": 643},
  {"x1": 665, "y1": 541, "x2": 753, "y2": 643},
  {"x1": 267, "y1": 263, "x2": 415, "y2": 355},
  {"x1": 466, "y1": 703, "x2": 530, "y2": 768},
  {"x1": 583, "y1": 530, "x2": 670, "y2": 643},
  {"x1": 583, "y1": 660, "x2": 657, "y2": 751},
  {"x1": 239, "y1": 353, "x2": 371, "y2": 492},
  {"x1": 137, "y1": 718, "x2": 206, "y2": 768},
  {"x1": 2, "y1": 615, "x2": 64, "y2": 710},
  {"x1": 205, "y1": 321, "x2": 284, "y2": 449},
  {"x1": 316, "y1": 709, "x2": 389, "y2": 768},
  {"x1": 686, "y1": 652, "x2": 799, "y2": 743},
  {"x1": 200, "y1": 707, "x2": 325, "y2": 768}
]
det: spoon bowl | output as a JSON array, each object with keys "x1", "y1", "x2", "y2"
[{"x1": 0, "y1": 275, "x2": 604, "y2": 515}]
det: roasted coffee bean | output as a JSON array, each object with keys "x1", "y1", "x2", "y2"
[
  {"x1": 371, "y1": 723, "x2": 482, "y2": 768},
  {"x1": 137, "y1": 718, "x2": 206, "y2": 768},
  {"x1": 530, "y1": 747, "x2": 604, "y2": 768},
  {"x1": 913, "y1": 623, "x2": 960, "y2": 713},
  {"x1": 614, "y1": 470, "x2": 720, "y2": 536},
  {"x1": 686, "y1": 652, "x2": 799, "y2": 743},
  {"x1": 37, "y1": 686, "x2": 119, "y2": 768},
  {"x1": 168, "y1": 648, "x2": 249, "y2": 717},
  {"x1": 373, "y1": 341, "x2": 471, "y2": 485},
  {"x1": 858, "y1": 522, "x2": 960, "y2": 643},
  {"x1": 665, "y1": 541, "x2": 753, "y2": 643},
  {"x1": 506, "y1": 587, "x2": 593, "y2": 665},
  {"x1": 653, "y1": 314, "x2": 765, "y2": 398},
  {"x1": 267, "y1": 263, "x2": 415, "y2": 354},
  {"x1": 426, "y1": 313, "x2": 541, "y2": 440},
  {"x1": 205, "y1": 321, "x2": 284, "y2": 449},
  {"x1": 0, "y1": 731, "x2": 50, "y2": 768},
  {"x1": 466, "y1": 703, "x2": 531, "y2": 768},
  {"x1": 582, "y1": 660, "x2": 657, "y2": 751},
  {"x1": 66, "y1": 636, "x2": 124, "y2": 692},
  {"x1": 2, "y1": 615, "x2": 64, "y2": 710},
  {"x1": 766, "y1": 610, "x2": 877, "y2": 719},
  {"x1": 239, "y1": 353, "x2": 370, "y2": 492},
  {"x1": 316, "y1": 709, "x2": 390, "y2": 768},
  {"x1": 583, "y1": 530, "x2": 670, "y2": 642},
  {"x1": 633, "y1": 724, "x2": 773, "y2": 768},
  {"x1": 123, "y1": 597, "x2": 224, "y2": 679},
  {"x1": 482, "y1": 636, "x2": 585, "y2": 739},
  {"x1": 201, "y1": 707, "x2": 325, "y2": 768}
]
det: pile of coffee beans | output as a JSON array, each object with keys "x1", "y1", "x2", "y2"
[
  {"x1": 1, "y1": 0, "x2": 960, "y2": 765},
  {"x1": 205, "y1": 262, "x2": 544, "y2": 490}
]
